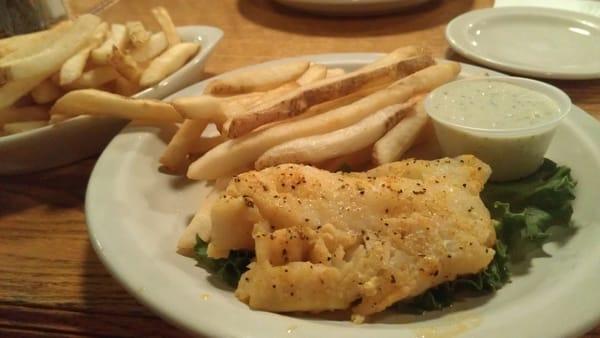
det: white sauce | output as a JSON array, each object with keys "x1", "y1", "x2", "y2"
[
  {"x1": 426, "y1": 79, "x2": 567, "y2": 181},
  {"x1": 428, "y1": 80, "x2": 561, "y2": 130}
]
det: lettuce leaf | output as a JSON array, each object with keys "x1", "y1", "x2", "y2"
[
  {"x1": 407, "y1": 159, "x2": 576, "y2": 312},
  {"x1": 193, "y1": 236, "x2": 253, "y2": 288}
]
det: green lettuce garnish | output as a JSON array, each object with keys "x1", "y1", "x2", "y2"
[{"x1": 193, "y1": 236, "x2": 253, "y2": 288}]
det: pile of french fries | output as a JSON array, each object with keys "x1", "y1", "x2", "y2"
[
  {"x1": 0, "y1": 6, "x2": 200, "y2": 136},
  {"x1": 45, "y1": 46, "x2": 461, "y2": 178},
  {"x1": 162, "y1": 46, "x2": 461, "y2": 179}
]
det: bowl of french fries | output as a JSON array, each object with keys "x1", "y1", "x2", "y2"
[{"x1": 0, "y1": 7, "x2": 223, "y2": 175}]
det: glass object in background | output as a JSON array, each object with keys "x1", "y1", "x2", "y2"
[{"x1": 0, "y1": 0, "x2": 67, "y2": 37}]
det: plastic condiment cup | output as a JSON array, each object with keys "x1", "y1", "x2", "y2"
[{"x1": 424, "y1": 77, "x2": 571, "y2": 181}]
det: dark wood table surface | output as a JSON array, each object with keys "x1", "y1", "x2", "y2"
[{"x1": 1, "y1": 0, "x2": 598, "y2": 337}]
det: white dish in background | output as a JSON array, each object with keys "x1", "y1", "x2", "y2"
[
  {"x1": 446, "y1": 7, "x2": 600, "y2": 80},
  {"x1": 86, "y1": 54, "x2": 600, "y2": 338},
  {"x1": 494, "y1": 0, "x2": 600, "y2": 17},
  {"x1": 0, "y1": 25, "x2": 223, "y2": 176},
  {"x1": 273, "y1": 0, "x2": 434, "y2": 16}
]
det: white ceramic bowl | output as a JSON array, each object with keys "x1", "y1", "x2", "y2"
[
  {"x1": 0, "y1": 25, "x2": 223, "y2": 175},
  {"x1": 425, "y1": 76, "x2": 571, "y2": 181}
]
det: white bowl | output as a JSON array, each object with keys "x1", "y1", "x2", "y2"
[
  {"x1": 425, "y1": 76, "x2": 571, "y2": 181},
  {"x1": 0, "y1": 25, "x2": 223, "y2": 175}
]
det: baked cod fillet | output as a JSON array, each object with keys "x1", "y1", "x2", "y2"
[{"x1": 203, "y1": 155, "x2": 495, "y2": 321}]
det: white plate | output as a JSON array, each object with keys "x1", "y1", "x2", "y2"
[
  {"x1": 0, "y1": 25, "x2": 223, "y2": 175},
  {"x1": 86, "y1": 54, "x2": 600, "y2": 338},
  {"x1": 446, "y1": 7, "x2": 600, "y2": 80},
  {"x1": 273, "y1": 0, "x2": 434, "y2": 16}
]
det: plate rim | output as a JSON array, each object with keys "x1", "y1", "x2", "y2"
[
  {"x1": 446, "y1": 7, "x2": 600, "y2": 80},
  {"x1": 85, "y1": 53, "x2": 600, "y2": 338}
]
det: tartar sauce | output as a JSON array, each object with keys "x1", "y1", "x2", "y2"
[
  {"x1": 425, "y1": 78, "x2": 570, "y2": 181},
  {"x1": 428, "y1": 80, "x2": 561, "y2": 130}
]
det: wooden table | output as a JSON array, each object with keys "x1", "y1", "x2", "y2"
[{"x1": 1, "y1": 0, "x2": 598, "y2": 337}]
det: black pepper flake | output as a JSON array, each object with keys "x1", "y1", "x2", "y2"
[
  {"x1": 245, "y1": 277, "x2": 250, "y2": 281},
  {"x1": 385, "y1": 208, "x2": 389, "y2": 213},
  {"x1": 290, "y1": 292, "x2": 294, "y2": 296},
  {"x1": 272, "y1": 284, "x2": 276, "y2": 289},
  {"x1": 468, "y1": 207, "x2": 474, "y2": 212},
  {"x1": 243, "y1": 198, "x2": 254, "y2": 208},
  {"x1": 359, "y1": 190, "x2": 365, "y2": 195},
  {"x1": 304, "y1": 218, "x2": 309, "y2": 222},
  {"x1": 462, "y1": 183, "x2": 467, "y2": 188},
  {"x1": 447, "y1": 254, "x2": 452, "y2": 258}
]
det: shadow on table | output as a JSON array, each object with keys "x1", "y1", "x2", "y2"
[
  {"x1": 237, "y1": 0, "x2": 474, "y2": 37},
  {"x1": 80, "y1": 244, "x2": 193, "y2": 338},
  {"x1": 0, "y1": 158, "x2": 95, "y2": 218}
]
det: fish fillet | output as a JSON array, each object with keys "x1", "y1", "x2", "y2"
[{"x1": 205, "y1": 155, "x2": 495, "y2": 320}]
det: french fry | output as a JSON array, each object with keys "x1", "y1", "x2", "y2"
[
  {"x1": 31, "y1": 79, "x2": 62, "y2": 104},
  {"x1": 373, "y1": 100, "x2": 429, "y2": 164},
  {"x1": 174, "y1": 83, "x2": 301, "y2": 127},
  {"x1": 91, "y1": 23, "x2": 128, "y2": 65},
  {"x1": 152, "y1": 6, "x2": 180, "y2": 46},
  {"x1": 50, "y1": 89, "x2": 182, "y2": 122},
  {"x1": 0, "y1": 105, "x2": 49, "y2": 125},
  {"x1": 187, "y1": 63, "x2": 460, "y2": 180},
  {"x1": 296, "y1": 64, "x2": 327, "y2": 86},
  {"x1": 59, "y1": 22, "x2": 109, "y2": 86},
  {"x1": 68, "y1": 66, "x2": 119, "y2": 89},
  {"x1": 0, "y1": 75, "x2": 47, "y2": 110},
  {"x1": 255, "y1": 99, "x2": 418, "y2": 169},
  {"x1": 3, "y1": 120, "x2": 48, "y2": 134},
  {"x1": 129, "y1": 32, "x2": 168, "y2": 63},
  {"x1": 49, "y1": 114, "x2": 69, "y2": 124},
  {"x1": 189, "y1": 135, "x2": 228, "y2": 155},
  {"x1": 0, "y1": 14, "x2": 101, "y2": 85},
  {"x1": 204, "y1": 60, "x2": 310, "y2": 95},
  {"x1": 172, "y1": 95, "x2": 233, "y2": 125},
  {"x1": 325, "y1": 68, "x2": 346, "y2": 78},
  {"x1": 0, "y1": 20, "x2": 73, "y2": 61},
  {"x1": 126, "y1": 21, "x2": 151, "y2": 48},
  {"x1": 318, "y1": 146, "x2": 373, "y2": 172},
  {"x1": 113, "y1": 75, "x2": 140, "y2": 96},
  {"x1": 160, "y1": 119, "x2": 209, "y2": 172},
  {"x1": 139, "y1": 42, "x2": 200, "y2": 87},
  {"x1": 59, "y1": 47, "x2": 93, "y2": 86},
  {"x1": 360, "y1": 46, "x2": 421, "y2": 71},
  {"x1": 225, "y1": 55, "x2": 434, "y2": 138},
  {"x1": 109, "y1": 46, "x2": 142, "y2": 83}
]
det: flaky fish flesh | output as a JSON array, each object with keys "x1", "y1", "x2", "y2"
[{"x1": 198, "y1": 155, "x2": 494, "y2": 320}]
